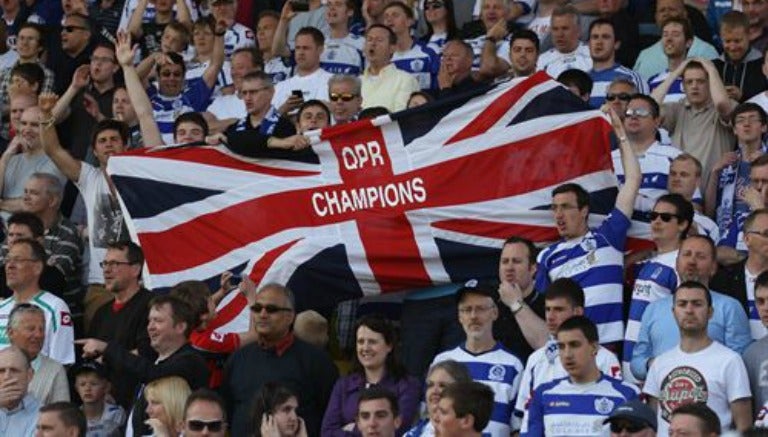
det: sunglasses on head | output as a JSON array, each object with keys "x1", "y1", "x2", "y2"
[
  {"x1": 609, "y1": 422, "x2": 646, "y2": 433},
  {"x1": 187, "y1": 420, "x2": 224, "y2": 432},
  {"x1": 329, "y1": 92, "x2": 358, "y2": 102},
  {"x1": 250, "y1": 303, "x2": 293, "y2": 314},
  {"x1": 424, "y1": 1, "x2": 444, "y2": 10},
  {"x1": 649, "y1": 211, "x2": 679, "y2": 222},
  {"x1": 605, "y1": 93, "x2": 632, "y2": 102}
]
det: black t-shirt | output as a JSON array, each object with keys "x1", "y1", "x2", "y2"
[{"x1": 493, "y1": 288, "x2": 546, "y2": 364}]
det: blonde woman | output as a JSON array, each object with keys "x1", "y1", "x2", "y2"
[{"x1": 144, "y1": 376, "x2": 192, "y2": 437}]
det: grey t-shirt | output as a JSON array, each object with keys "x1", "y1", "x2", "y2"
[{"x1": 743, "y1": 335, "x2": 768, "y2": 410}]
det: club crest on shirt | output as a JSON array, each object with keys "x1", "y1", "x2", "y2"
[
  {"x1": 410, "y1": 59, "x2": 425, "y2": 71},
  {"x1": 594, "y1": 397, "x2": 614, "y2": 415},
  {"x1": 488, "y1": 364, "x2": 506, "y2": 381}
]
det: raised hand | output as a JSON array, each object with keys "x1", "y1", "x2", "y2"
[
  {"x1": 72, "y1": 64, "x2": 91, "y2": 90},
  {"x1": 38, "y1": 92, "x2": 59, "y2": 115},
  {"x1": 115, "y1": 31, "x2": 138, "y2": 67}
]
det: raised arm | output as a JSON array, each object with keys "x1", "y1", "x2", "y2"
[
  {"x1": 51, "y1": 65, "x2": 91, "y2": 123},
  {"x1": 174, "y1": 0, "x2": 193, "y2": 29},
  {"x1": 478, "y1": 20, "x2": 511, "y2": 80},
  {"x1": 611, "y1": 108, "x2": 641, "y2": 218},
  {"x1": 201, "y1": 20, "x2": 227, "y2": 90},
  {"x1": 271, "y1": 1, "x2": 295, "y2": 58},
  {"x1": 117, "y1": 31, "x2": 163, "y2": 147},
  {"x1": 127, "y1": 0, "x2": 149, "y2": 38},
  {"x1": 650, "y1": 59, "x2": 689, "y2": 110},
  {"x1": 39, "y1": 93, "x2": 82, "y2": 182},
  {"x1": 699, "y1": 57, "x2": 737, "y2": 119}
]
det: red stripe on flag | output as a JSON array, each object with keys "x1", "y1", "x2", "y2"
[
  {"x1": 121, "y1": 147, "x2": 321, "y2": 177},
  {"x1": 248, "y1": 239, "x2": 302, "y2": 285},
  {"x1": 445, "y1": 71, "x2": 552, "y2": 145},
  {"x1": 432, "y1": 219, "x2": 559, "y2": 243}
]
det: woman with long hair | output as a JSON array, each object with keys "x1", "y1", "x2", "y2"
[
  {"x1": 322, "y1": 315, "x2": 421, "y2": 436},
  {"x1": 144, "y1": 376, "x2": 192, "y2": 437},
  {"x1": 251, "y1": 383, "x2": 307, "y2": 437},
  {"x1": 404, "y1": 360, "x2": 472, "y2": 437},
  {"x1": 419, "y1": 0, "x2": 458, "y2": 53}
]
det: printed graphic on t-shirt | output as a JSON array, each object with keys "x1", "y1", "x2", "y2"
[{"x1": 659, "y1": 366, "x2": 709, "y2": 421}]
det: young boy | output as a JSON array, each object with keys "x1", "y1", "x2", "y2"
[{"x1": 72, "y1": 361, "x2": 126, "y2": 437}]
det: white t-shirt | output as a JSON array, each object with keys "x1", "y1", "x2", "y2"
[
  {"x1": 643, "y1": 341, "x2": 752, "y2": 436},
  {"x1": 207, "y1": 94, "x2": 247, "y2": 121},
  {"x1": 77, "y1": 163, "x2": 128, "y2": 285},
  {"x1": 271, "y1": 68, "x2": 333, "y2": 109},
  {"x1": 536, "y1": 42, "x2": 592, "y2": 78},
  {"x1": 0, "y1": 292, "x2": 75, "y2": 364}
]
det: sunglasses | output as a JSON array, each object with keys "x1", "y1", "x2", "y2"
[
  {"x1": 187, "y1": 420, "x2": 224, "y2": 432},
  {"x1": 625, "y1": 108, "x2": 653, "y2": 118},
  {"x1": 605, "y1": 93, "x2": 632, "y2": 102},
  {"x1": 649, "y1": 211, "x2": 679, "y2": 222},
  {"x1": 250, "y1": 303, "x2": 293, "y2": 314},
  {"x1": 62, "y1": 25, "x2": 87, "y2": 33},
  {"x1": 329, "y1": 92, "x2": 358, "y2": 102},
  {"x1": 424, "y1": 1, "x2": 444, "y2": 10},
  {"x1": 609, "y1": 422, "x2": 646, "y2": 433}
]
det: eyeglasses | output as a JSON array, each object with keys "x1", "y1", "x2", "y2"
[
  {"x1": 5, "y1": 257, "x2": 39, "y2": 265},
  {"x1": 747, "y1": 229, "x2": 768, "y2": 238},
  {"x1": 187, "y1": 420, "x2": 225, "y2": 432},
  {"x1": 605, "y1": 93, "x2": 632, "y2": 102},
  {"x1": 250, "y1": 303, "x2": 293, "y2": 314},
  {"x1": 458, "y1": 304, "x2": 494, "y2": 315},
  {"x1": 625, "y1": 108, "x2": 653, "y2": 118},
  {"x1": 62, "y1": 25, "x2": 88, "y2": 33},
  {"x1": 609, "y1": 422, "x2": 646, "y2": 433},
  {"x1": 329, "y1": 93, "x2": 358, "y2": 102},
  {"x1": 424, "y1": 1, "x2": 445, "y2": 10},
  {"x1": 649, "y1": 211, "x2": 679, "y2": 222},
  {"x1": 735, "y1": 115, "x2": 763, "y2": 124},
  {"x1": 99, "y1": 261, "x2": 133, "y2": 269}
]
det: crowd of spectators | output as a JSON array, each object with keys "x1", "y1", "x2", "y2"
[{"x1": 3, "y1": 0, "x2": 768, "y2": 435}]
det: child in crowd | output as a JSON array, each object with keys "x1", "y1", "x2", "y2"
[{"x1": 72, "y1": 361, "x2": 126, "y2": 437}]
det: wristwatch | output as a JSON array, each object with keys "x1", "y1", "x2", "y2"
[{"x1": 509, "y1": 299, "x2": 524, "y2": 315}]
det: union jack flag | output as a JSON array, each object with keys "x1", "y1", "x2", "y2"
[{"x1": 108, "y1": 72, "x2": 644, "y2": 313}]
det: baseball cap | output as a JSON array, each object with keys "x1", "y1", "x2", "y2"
[
  {"x1": 603, "y1": 399, "x2": 657, "y2": 432},
  {"x1": 455, "y1": 279, "x2": 498, "y2": 303},
  {"x1": 70, "y1": 361, "x2": 108, "y2": 380}
]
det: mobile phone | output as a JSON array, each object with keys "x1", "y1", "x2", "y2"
[
  {"x1": 292, "y1": 90, "x2": 304, "y2": 99},
  {"x1": 290, "y1": 0, "x2": 309, "y2": 11}
]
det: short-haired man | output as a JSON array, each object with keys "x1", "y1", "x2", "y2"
[
  {"x1": 536, "y1": 112, "x2": 640, "y2": 347},
  {"x1": 647, "y1": 17, "x2": 693, "y2": 103},
  {"x1": 432, "y1": 281, "x2": 524, "y2": 435},
  {"x1": 603, "y1": 77, "x2": 637, "y2": 121},
  {"x1": 384, "y1": 2, "x2": 440, "y2": 90},
  {"x1": 603, "y1": 400, "x2": 658, "y2": 437},
  {"x1": 272, "y1": 27, "x2": 333, "y2": 115},
  {"x1": 7, "y1": 304, "x2": 70, "y2": 405},
  {"x1": 222, "y1": 283, "x2": 338, "y2": 436},
  {"x1": 328, "y1": 74, "x2": 362, "y2": 124},
  {"x1": 742, "y1": 270, "x2": 768, "y2": 416},
  {"x1": 713, "y1": 11, "x2": 765, "y2": 103},
  {"x1": 631, "y1": 236, "x2": 753, "y2": 381},
  {"x1": 360, "y1": 24, "x2": 419, "y2": 112},
  {"x1": 495, "y1": 236, "x2": 547, "y2": 363},
  {"x1": 438, "y1": 39, "x2": 485, "y2": 97},
  {"x1": 36, "y1": 401, "x2": 87, "y2": 437},
  {"x1": 463, "y1": 0, "x2": 517, "y2": 73},
  {"x1": 613, "y1": 95, "x2": 690, "y2": 222},
  {"x1": 356, "y1": 387, "x2": 401, "y2": 437},
  {"x1": 46, "y1": 13, "x2": 95, "y2": 95},
  {"x1": 743, "y1": 0, "x2": 768, "y2": 54},
  {"x1": 0, "y1": 239, "x2": 74, "y2": 364},
  {"x1": 669, "y1": 403, "x2": 721, "y2": 437},
  {"x1": 643, "y1": 281, "x2": 752, "y2": 434},
  {"x1": 516, "y1": 279, "x2": 621, "y2": 430},
  {"x1": 40, "y1": 93, "x2": 131, "y2": 332},
  {"x1": 22, "y1": 173, "x2": 83, "y2": 330},
  {"x1": 86, "y1": 241, "x2": 153, "y2": 410},
  {"x1": 77, "y1": 294, "x2": 210, "y2": 435},
  {"x1": 434, "y1": 381, "x2": 496, "y2": 437},
  {"x1": 651, "y1": 58, "x2": 737, "y2": 187},
  {"x1": 205, "y1": 47, "x2": 264, "y2": 129},
  {"x1": 0, "y1": 346, "x2": 39, "y2": 436},
  {"x1": 587, "y1": 19, "x2": 647, "y2": 108},
  {"x1": 523, "y1": 316, "x2": 640, "y2": 436},
  {"x1": 536, "y1": 5, "x2": 592, "y2": 78},
  {"x1": 507, "y1": 30, "x2": 539, "y2": 78},
  {"x1": 181, "y1": 389, "x2": 228, "y2": 437},
  {"x1": 668, "y1": 154, "x2": 720, "y2": 242},
  {"x1": 710, "y1": 208, "x2": 768, "y2": 340},
  {"x1": 707, "y1": 104, "x2": 768, "y2": 264},
  {"x1": 557, "y1": 69, "x2": 593, "y2": 103},
  {"x1": 633, "y1": 0, "x2": 718, "y2": 80},
  {"x1": 322, "y1": 0, "x2": 365, "y2": 75}
]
